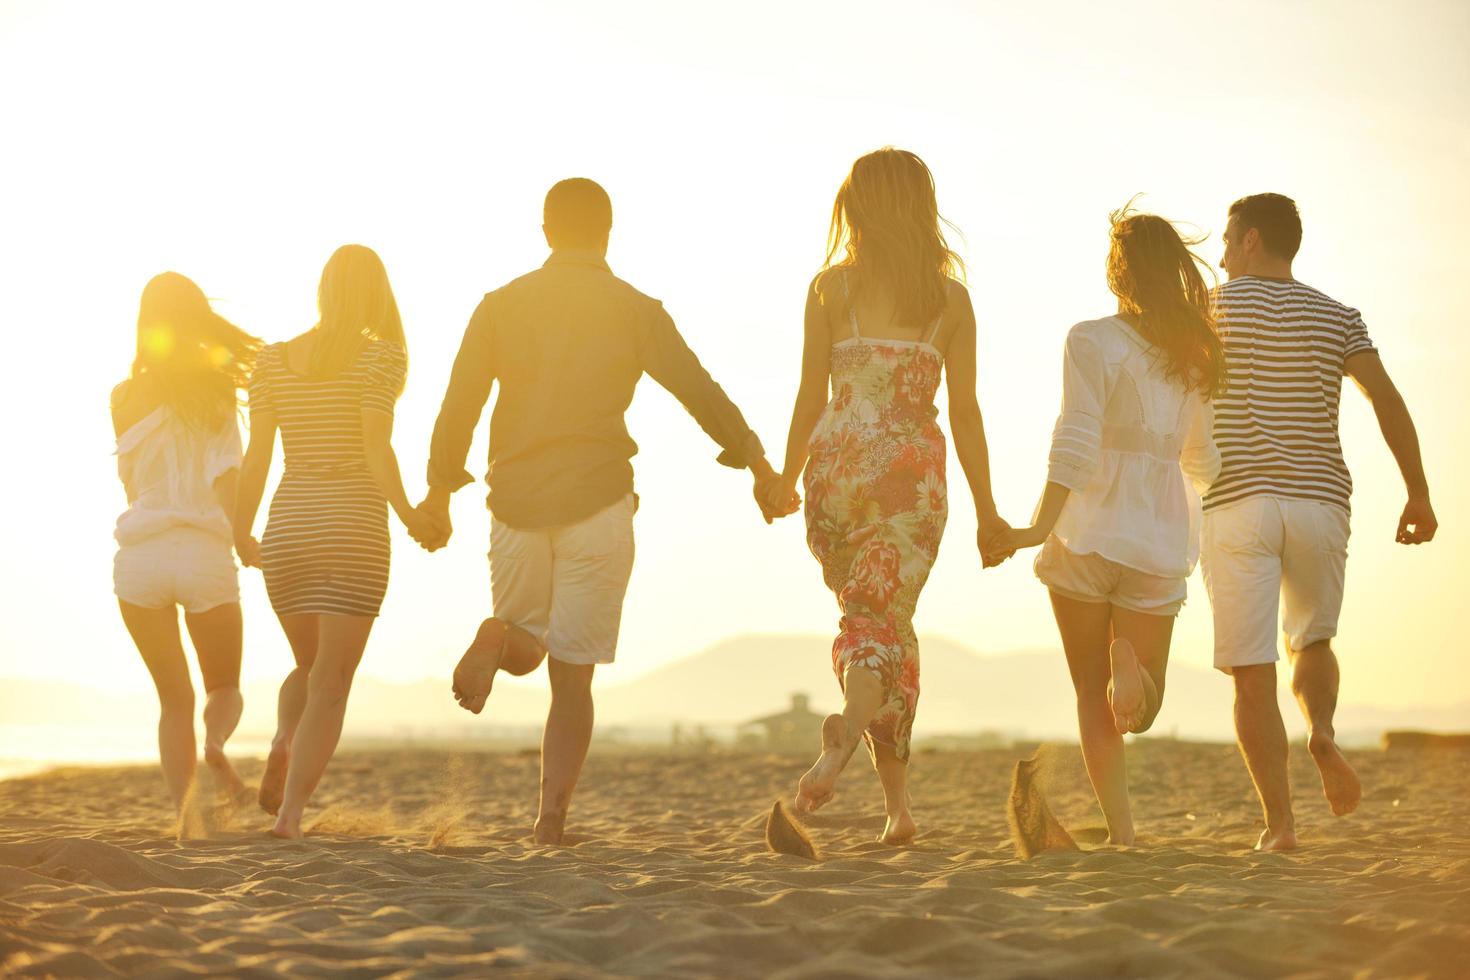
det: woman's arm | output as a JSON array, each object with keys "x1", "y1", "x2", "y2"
[
  {"x1": 234, "y1": 411, "x2": 275, "y2": 567},
  {"x1": 943, "y1": 285, "x2": 1011, "y2": 565},
  {"x1": 775, "y1": 278, "x2": 834, "y2": 501},
  {"x1": 362, "y1": 409, "x2": 423, "y2": 535},
  {"x1": 1000, "y1": 482, "x2": 1071, "y2": 551}
]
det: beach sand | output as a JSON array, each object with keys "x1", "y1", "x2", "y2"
[{"x1": 1, "y1": 739, "x2": 1467, "y2": 977}]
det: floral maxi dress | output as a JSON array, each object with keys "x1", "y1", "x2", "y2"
[{"x1": 803, "y1": 294, "x2": 947, "y2": 763}]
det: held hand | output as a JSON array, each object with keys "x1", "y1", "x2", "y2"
[
  {"x1": 404, "y1": 505, "x2": 449, "y2": 552},
  {"x1": 1397, "y1": 496, "x2": 1437, "y2": 544},
  {"x1": 416, "y1": 495, "x2": 453, "y2": 551},
  {"x1": 235, "y1": 535, "x2": 262, "y2": 568},
  {"x1": 977, "y1": 512, "x2": 1015, "y2": 569},
  {"x1": 754, "y1": 474, "x2": 800, "y2": 524},
  {"x1": 991, "y1": 524, "x2": 1047, "y2": 555}
]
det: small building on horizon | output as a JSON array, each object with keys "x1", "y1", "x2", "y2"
[{"x1": 738, "y1": 693, "x2": 825, "y2": 750}]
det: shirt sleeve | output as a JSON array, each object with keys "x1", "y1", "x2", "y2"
[
  {"x1": 637, "y1": 301, "x2": 763, "y2": 470},
  {"x1": 427, "y1": 296, "x2": 497, "y2": 492},
  {"x1": 361, "y1": 342, "x2": 407, "y2": 416},
  {"x1": 204, "y1": 418, "x2": 244, "y2": 485},
  {"x1": 1046, "y1": 326, "x2": 1106, "y2": 493},
  {"x1": 1342, "y1": 307, "x2": 1376, "y2": 362},
  {"x1": 1179, "y1": 394, "x2": 1221, "y2": 493},
  {"x1": 247, "y1": 346, "x2": 273, "y2": 422}
]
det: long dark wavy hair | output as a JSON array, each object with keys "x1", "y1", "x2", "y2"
[
  {"x1": 1106, "y1": 203, "x2": 1226, "y2": 396},
  {"x1": 130, "y1": 272, "x2": 261, "y2": 429},
  {"x1": 823, "y1": 147, "x2": 965, "y2": 326}
]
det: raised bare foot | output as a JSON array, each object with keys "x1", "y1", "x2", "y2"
[
  {"x1": 533, "y1": 811, "x2": 566, "y2": 846},
  {"x1": 880, "y1": 811, "x2": 917, "y2": 845},
  {"x1": 1255, "y1": 825, "x2": 1298, "y2": 851},
  {"x1": 1107, "y1": 638, "x2": 1146, "y2": 734},
  {"x1": 1308, "y1": 730, "x2": 1362, "y2": 816},
  {"x1": 453, "y1": 618, "x2": 509, "y2": 714},
  {"x1": 795, "y1": 714, "x2": 854, "y2": 814},
  {"x1": 258, "y1": 742, "x2": 289, "y2": 816}
]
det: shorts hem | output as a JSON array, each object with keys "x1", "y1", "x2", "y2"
[
  {"x1": 547, "y1": 649, "x2": 615, "y2": 667},
  {"x1": 1214, "y1": 652, "x2": 1280, "y2": 675}
]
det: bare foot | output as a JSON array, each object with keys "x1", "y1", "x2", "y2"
[
  {"x1": 533, "y1": 811, "x2": 565, "y2": 846},
  {"x1": 270, "y1": 812, "x2": 304, "y2": 840},
  {"x1": 1255, "y1": 826, "x2": 1298, "y2": 851},
  {"x1": 795, "y1": 714, "x2": 855, "y2": 814},
  {"x1": 1308, "y1": 730, "x2": 1362, "y2": 816},
  {"x1": 880, "y1": 811, "x2": 917, "y2": 845},
  {"x1": 258, "y1": 742, "x2": 289, "y2": 816},
  {"x1": 453, "y1": 618, "x2": 508, "y2": 715},
  {"x1": 1108, "y1": 638, "x2": 1146, "y2": 734},
  {"x1": 1106, "y1": 828, "x2": 1137, "y2": 847}
]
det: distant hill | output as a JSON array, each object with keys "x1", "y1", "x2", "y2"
[{"x1": 4, "y1": 636, "x2": 1464, "y2": 750}]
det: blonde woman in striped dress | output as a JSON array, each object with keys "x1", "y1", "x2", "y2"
[{"x1": 235, "y1": 244, "x2": 436, "y2": 839}]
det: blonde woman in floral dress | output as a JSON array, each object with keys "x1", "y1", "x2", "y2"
[{"x1": 768, "y1": 148, "x2": 1010, "y2": 844}]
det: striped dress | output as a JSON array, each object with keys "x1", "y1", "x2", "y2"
[
  {"x1": 248, "y1": 340, "x2": 406, "y2": 616},
  {"x1": 1204, "y1": 276, "x2": 1375, "y2": 514}
]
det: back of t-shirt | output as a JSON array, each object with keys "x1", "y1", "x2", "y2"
[{"x1": 1205, "y1": 276, "x2": 1376, "y2": 513}]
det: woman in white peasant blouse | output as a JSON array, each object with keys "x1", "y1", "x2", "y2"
[{"x1": 995, "y1": 208, "x2": 1224, "y2": 846}]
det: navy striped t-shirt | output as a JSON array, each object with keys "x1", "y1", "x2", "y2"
[{"x1": 1204, "y1": 276, "x2": 1376, "y2": 513}]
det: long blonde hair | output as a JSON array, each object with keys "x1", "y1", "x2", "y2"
[
  {"x1": 1106, "y1": 203, "x2": 1226, "y2": 396},
  {"x1": 310, "y1": 244, "x2": 406, "y2": 389},
  {"x1": 823, "y1": 148, "x2": 965, "y2": 326},
  {"x1": 130, "y1": 272, "x2": 261, "y2": 429}
]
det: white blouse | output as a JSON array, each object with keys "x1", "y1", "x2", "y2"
[
  {"x1": 114, "y1": 405, "x2": 242, "y2": 547},
  {"x1": 1046, "y1": 316, "x2": 1221, "y2": 578}
]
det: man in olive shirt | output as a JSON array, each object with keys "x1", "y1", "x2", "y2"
[{"x1": 420, "y1": 178, "x2": 787, "y2": 844}]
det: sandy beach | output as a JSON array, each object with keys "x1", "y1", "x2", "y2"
[{"x1": 1, "y1": 739, "x2": 1467, "y2": 978}]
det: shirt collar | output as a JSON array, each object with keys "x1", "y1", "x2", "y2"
[{"x1": 543, "y1": 248, "x2": 611, "y2": 272}]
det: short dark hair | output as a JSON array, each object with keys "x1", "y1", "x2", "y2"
[
  {"x1": 544, "y1": 178, "x2": 612, "y2": 247},
  {"x1": 1228, "y1": 193, "x2": 1302, "y2": 260}
]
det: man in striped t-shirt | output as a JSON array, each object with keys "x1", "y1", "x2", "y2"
[{"x1": 1202, "y1": 193, "x2": 1437, "y2": 851}]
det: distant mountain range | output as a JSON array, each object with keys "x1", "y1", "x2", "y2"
[{"x1": 3, "y1": 635, "x2": 1465, "y2": 749}]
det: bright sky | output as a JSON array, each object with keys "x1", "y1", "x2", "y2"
[{"x1": 1, "y1": 0, "x2": 1467, "y2": 717}]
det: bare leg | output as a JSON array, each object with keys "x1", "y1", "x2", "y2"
[
  {"x1": 535, "y1": 657, "x2": 596, "y2": 845},
  {"x1": 119, "y1": 601, "x2": 196, "y2": 810},
  {"x1": 1108, "y1": 606, "x2": 1175, "y2": 735},
  {"x1": 1286, "y1": 639, "x2": 1361, "y2": 815},
  {"x1": 795, "y1": 665, "x2": 882, "y2": 814},
  {"x1": 184, "y1": 603, "x2": 246, "y2": 800},
  {"x1": 1232, "y1": 663, "x2": 1296, "y2": 850},
  {"x1": 1049, "y1": 592, "x2": 1134, "y2": 845},
  {"x1": 272, "y1": 615, "x2": 373, "y2": 839},
  {"x1": 260, "y1": 613, "x2": 318, "y2": 815},
  {"x1": 872, "y1": 741, "x2": 915, "y2": 844}
]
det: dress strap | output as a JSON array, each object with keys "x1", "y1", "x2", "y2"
[
  {"x1": 839, "y1": 270, "x2": 861, "y2": 340},
  {"x1": 923, "y1": 309, "x2": 944, "y2": 347}
]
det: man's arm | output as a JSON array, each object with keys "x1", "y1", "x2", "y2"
[
  {"x1": 637, "y1": 303, "x2": 785, "y2": 521},
  {"x1": 1346, "y1": 350, "x2": 1436, "y2": 544},
  {"x1": 422, "y1": 296, "x2": 497, "y2": 543}
]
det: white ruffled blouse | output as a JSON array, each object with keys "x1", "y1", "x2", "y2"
[
  {"x1": 114, "y1": 406, "x2": 242, "y2": 547},
  {"x1": 1046, "y1": 316, "x2": 1221, "y2": 578}
]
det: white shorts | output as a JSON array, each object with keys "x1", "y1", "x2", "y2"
[
  {"x1": 1034, "y1": 536, "x2": 1187, "y2": 616},
  {"x1": 114, "y1": 527, "x2": 240, "y2": 614},
  {"x1": 489, "y1": 494, "x2": 636, "y2": 666},
  {"x1": 1200, "y1": 496, "x2": 1350, "y2": 673}
]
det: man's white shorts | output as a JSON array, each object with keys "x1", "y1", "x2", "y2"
[
  {"x1": 489, "y1": 494, "x2": 636, "y2": 666},
  {"x1": 1200, "y1": 496, "x2": 1350, "y2": 673}
]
